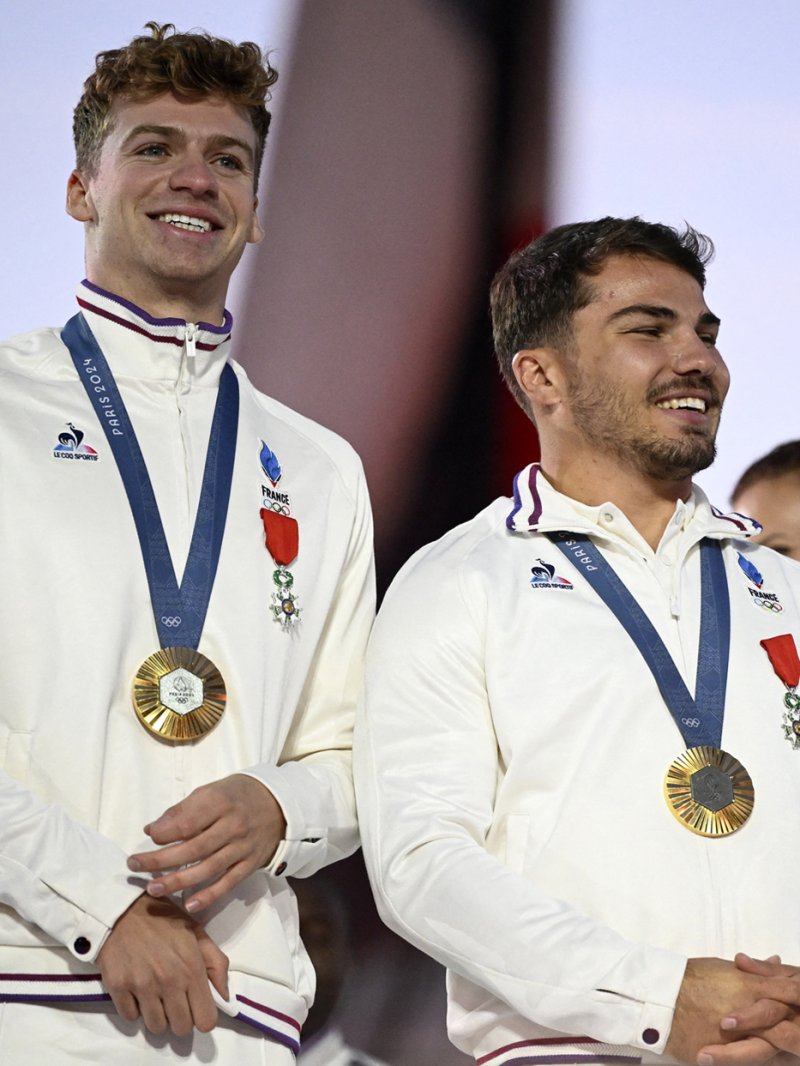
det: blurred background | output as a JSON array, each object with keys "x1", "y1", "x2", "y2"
[{"x1": 4, "y1": 2, "x2": 799, "y2": 1061}]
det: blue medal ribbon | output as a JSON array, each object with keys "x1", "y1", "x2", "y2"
[
  {"x1": 61, "y1": 313, "x2": 238, "y2": 651},
  {"x1": 548, "y1": 533, "x2": 730, "y2": 749}
]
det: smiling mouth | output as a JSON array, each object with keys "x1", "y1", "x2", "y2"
[
  {"x1": 655, "y1": 397, "x2": 708, "y2": 413},
  {"x1": 155, "y1": 213, "x2": 213, "y2": 233}
]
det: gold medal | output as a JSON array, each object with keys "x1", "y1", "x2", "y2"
[
  {"x1": 132, "y1": 647, "x2": 226, "y2": 742},
  {"x1": 664, "y1": 746, "x2": 753, "y2": 837}
]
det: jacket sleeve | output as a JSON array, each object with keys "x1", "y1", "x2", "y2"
[
  {"x1": 0, "y1": 770, "x2": 144, "y2": 962},
  {"x1": 244, "y1": 460, "x2": 375, "y2": 878},
  {"x1": 353, "y1": 542, "x2": 686, "y2": 1055}
]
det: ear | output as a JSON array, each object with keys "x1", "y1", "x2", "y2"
[
  {"x1": 66, "y1": 170, "x2": 95, "y2": 222},
  {"x1": 512, "y1": 347, "x2": 566, "y2": 415},
  {"x1": 247, "y1": 196, "x2": 264, "y2": 244}
]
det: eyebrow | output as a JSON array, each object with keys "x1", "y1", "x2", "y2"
[
  {"x1": 121, "y1": 124, "x2": 255, "y2": 167},
  {"x1": 606, "y1": 304, "x2": 721, "y2": 328}
]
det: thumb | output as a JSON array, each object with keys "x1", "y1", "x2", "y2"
[{"x1": 195, "y1": 926, "x2": 229, "y2": 1001}]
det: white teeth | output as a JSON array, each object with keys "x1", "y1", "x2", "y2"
[
  {"x1": 156, "y1": 213, "x2": 212, "y2": 233},
  {"x1": 656, "y1": 397, "x2": 707, "y2": 412}
]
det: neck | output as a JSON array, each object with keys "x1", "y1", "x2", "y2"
[
  {"x1": 540, "y1": 450, "x2": 693, "y2": 551},
  {"x1": 84, "y1": 273, "x2": 227, "y2": 326}
]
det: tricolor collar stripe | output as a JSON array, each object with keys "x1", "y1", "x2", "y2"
[
  {"x1": 81, "y1": 279, "x2": 233, "y2": 334},
  {"x1": 506, "y1": 464, "x2": 542, "y2": 531},
  {"x1": 712, "y1": 505, "x2": 756, "y2": 532},
  {"x1": 77, "y1": 296, "x2": 229, "y2": 352}
]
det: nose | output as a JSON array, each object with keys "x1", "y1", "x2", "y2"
[
  {"x1": 168, "y1": 152, "x2": 219, "y2": 198},
  {"x1": 672, "y1": 329, "x2": 723, "y2": 377}
]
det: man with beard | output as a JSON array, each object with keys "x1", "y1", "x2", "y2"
[{"x1": 355, "y1": 218, "x2": 800, "y2": 1066}]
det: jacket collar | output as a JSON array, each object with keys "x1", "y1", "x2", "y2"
[
  {"x1": 506, "y1": 463, "x2": 760, "y2": 543},
  {"x1": 73, "y1": 280, "x2": 233, "y2": 385}
]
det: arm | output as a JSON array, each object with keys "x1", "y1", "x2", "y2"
[
  {"x1": 0, "y1": 767, "x2": 143, "y2": 962},
  {"x1": 353, "y1": 543, "x2": 791, "y2": 1059},
  {"x1": 0, "y1": 769, "x2": 232, "y2": 1035},
  {"x1": 128, "y1": 462, "x2": 376, "y2": 909}
]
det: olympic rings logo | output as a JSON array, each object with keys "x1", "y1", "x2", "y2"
[
  {"x1": 161, "y1": 615, "x2": 183, "y2": 627},
  {"x1": 759, "y1": 600, "x2": 784, "y2": 613},
  {"x1": 680, "y1": 717, "x2": 701, "y2": 728},
  {"x1": 263, "y1": 500, "x2": 291, "y2": 515}
]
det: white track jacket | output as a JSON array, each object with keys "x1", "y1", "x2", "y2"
[
  {"x1": 356, "y1": 463, "x2": 800, "y2": 1065},
  {"x1": 0, "y1": 282, "x2": 375, "y2": 1055}
]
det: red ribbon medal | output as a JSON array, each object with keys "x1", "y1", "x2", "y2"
[
  {"x1": 260, "y1": 509, "x2": 301, "y2": 628},
  {"x1": 760, "y1": 634, "x2": 800, "y2": 747}
]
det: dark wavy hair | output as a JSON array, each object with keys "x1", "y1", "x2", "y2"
[
  {"x1": 73, "y1": 22, "x2": 277, "y2": 184},
  {"x1": 490, "y1": 216, "x2": 715, "y2": 413},
  {"x1": 732, "y1": 440, "x2": 800, "y2": 505}
]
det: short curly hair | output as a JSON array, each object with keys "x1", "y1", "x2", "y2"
[
  {"x1": 73, "y1": 22, "x2": 277, "y2": 184},
  {"x1": 490, "y1": 216, "x2": 714, "y2": 415}
]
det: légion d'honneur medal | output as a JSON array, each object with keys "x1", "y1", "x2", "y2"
[
  {"x1": 760, "y1": 633, "x2": 800, "y2": 748},
  {"x1": 259, "y1": 506, "x2": 301, "y2": 629},
  {"x1": 61, "y1": 314, "x2": 236, "y2": 742},
  {"x1": 548, "y1": 533, "x2": 754, "y2": 837}
]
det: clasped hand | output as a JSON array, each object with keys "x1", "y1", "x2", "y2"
[
  {"x1": 127, "y1": 773, "x2": 287, "y2": 913},
  {"x1": 668, "y1": 954, "x2": 800, "y2": 1065}
]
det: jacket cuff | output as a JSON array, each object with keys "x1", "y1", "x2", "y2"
[{"x1": 239, "y1": 766, "x2": 325, "y2": 878}]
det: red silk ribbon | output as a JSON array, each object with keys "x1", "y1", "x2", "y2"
[
  {"x1": 260, "y1": 509, "x2": 299, "y2": 567},
  {"x1": 760, "y1": 634, "x2": 800, "y2": 688}
]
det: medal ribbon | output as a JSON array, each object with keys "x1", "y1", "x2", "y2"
[
  {"x1": 548, "y1": 533, "x2": 729, "y2": 749},
  {"x1": 760, "y1": 634, "x2": 800, "y2": 688},
  {"x1": 259, "y1": 509, "x2": 299, "y2": 565},
  {"x1": 61, "y1": 313, "x2": 239, "y2": 650}
]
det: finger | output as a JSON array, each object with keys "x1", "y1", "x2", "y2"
[
  {"x1": 182, "y1": 934, "x2": 222, "y2": 1034},
  {"x1": 130, "y1": 825, "x2": 232, "y2": 875},
  {"x1": 760, "y1": 1018, "x2": 800, "y2": 1056},
  {"x1": 196, "y1": 927, "x2": 230, "y2": 1002},
  {"x1": 158, "y1": 986, "x2": 194, "y2": 1038},
  {"x1": 184, "y1": 859, "x2": 254, "y2": 914},
  {"x1": 108, "y1": 989, "x2": 140, "y2": 1024},
  {"x1": 697, "y1": 1036, "x2": 778, "y2": 1065},
  {"x1": 136, "y1": 989, "x2": 170, "y2": 1035},
  {"x1": 735, "y1": 953, "x2": 783, "y2": 977},
  {"x1": 758, "y1": 976, "x2": 800, "y2": 1006},
  {"x1": 143, "y1": 845, "x2": 243, "y2": 900},
  {"x1": 145, "y1": 792, "x2": 221, "y2": 846},
  {"x1": 721, "y1": 998, "x2": 792, "y2": 1033}
]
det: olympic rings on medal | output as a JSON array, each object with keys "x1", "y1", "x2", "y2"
[
  {"x1": 680, "y1": 717, "x2": 701, "y2": 728},
  {"x1": 161, "y1": 615, "x2": 182, "y2": 627}
]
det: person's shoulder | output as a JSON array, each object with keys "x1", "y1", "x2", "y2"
[
  {"x1": 384, "y1": 495, "x2": 513, "y2": 605},
  {"x1": 233, "y1": 363, "x2": 365, "y2": 478},
  {"x1": 0, "y1": 325, "x2": 65, "y2": 373}
]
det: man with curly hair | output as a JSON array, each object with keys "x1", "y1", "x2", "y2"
[{"x1": 0, "y1": 23, "x2": 374, "y2": 1064}]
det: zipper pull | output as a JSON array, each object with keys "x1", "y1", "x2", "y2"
[{"x1": 185, "y1": 322, "x2": 198, "y2": 361}]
